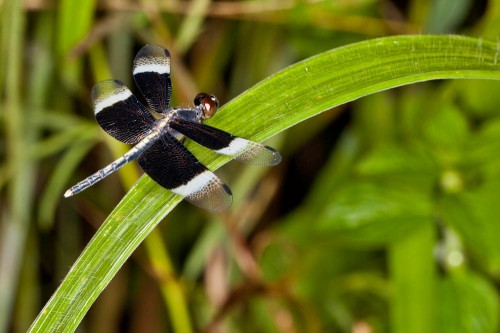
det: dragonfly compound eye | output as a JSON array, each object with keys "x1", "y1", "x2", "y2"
[{"x1": 194, "y1": 92, "x2": 218, "y2": 119}]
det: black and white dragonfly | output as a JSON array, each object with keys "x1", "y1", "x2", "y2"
[{"x1": 64, "y1": 45, "x2": 281, "y2": 211}]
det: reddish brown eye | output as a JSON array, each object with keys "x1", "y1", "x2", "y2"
[{"x1": 194, "y1": 92, "x2": 219, "y2": 119}]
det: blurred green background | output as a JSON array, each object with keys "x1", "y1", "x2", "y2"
[{"x1": 2, "y1": 0, "x2": 500, "y2": 332}]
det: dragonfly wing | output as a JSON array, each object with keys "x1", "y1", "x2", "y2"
[
  {"x1": 93, "y1": 80, "x2": 155, "y2": 144},
  {"x1": 133, "y1": 45, "x2": 172, "y2": 114},
  {"x1": 137, "y1": 133, "x2": 233, "y2": 212},
  {"x1": 170, "y1": 119, "x2": 281, "y2": 165}
]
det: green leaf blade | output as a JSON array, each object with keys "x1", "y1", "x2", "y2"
[
  {"x1": 438, "y1": 271, "x2": 500, "y2": 333},
  {"x1": 29, "y1": 35, "x2": 500, "y2": 332}
]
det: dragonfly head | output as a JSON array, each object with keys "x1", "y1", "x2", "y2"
[{"x1": 194, "y1": 93, "x2": 219, "y2": 120}]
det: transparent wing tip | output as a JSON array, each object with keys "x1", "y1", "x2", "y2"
[
  {"x1": 185, "y1": 182, "x2": 233, "y2": 212},
  {"x1": 265, "y1": 146, "x2": 282, "y2": 166},
  {"x1": 171, "y1": 171, "x2": 233, "y2": 212},
  {"x1": 234, "y1": 142, "x2": 282, "y2": 166}
]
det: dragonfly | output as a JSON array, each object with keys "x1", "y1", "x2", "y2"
[{"x1": 64, "y1": 45, "x2": 281, "y2": 211}]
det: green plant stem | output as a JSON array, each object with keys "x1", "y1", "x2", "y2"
[
  {"x1": 389, "y1": 221, "x2": 436, "y2": 333},
  {"x1": 0, "y1": 1, "x2": 29, "y2": 332},
  {"x1": 144, "y1": 230, "x2": 194, "y2": 333}
]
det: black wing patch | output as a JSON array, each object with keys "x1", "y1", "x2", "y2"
[
  {"x1": 133, "y1": 45, "x2": 172, "y2": 114},
  {"x1": 137, "y1": 133, "x2": 232, "y2": 212},
  {"x1": 92, "y1": 80, "x2": 155, "y2": 144},
  {"x1": 170, "y1": 119, "x2": 282, "y2": 165}
]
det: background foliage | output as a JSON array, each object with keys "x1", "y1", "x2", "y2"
[{"x1": 1, "y1": 0, "x2": 500, "y2": 332}]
